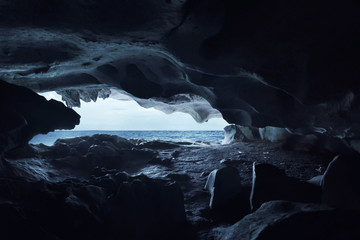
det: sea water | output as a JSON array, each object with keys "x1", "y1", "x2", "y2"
[{"x1": 29, "y1": 130, "x2": 225, "y2": 146}]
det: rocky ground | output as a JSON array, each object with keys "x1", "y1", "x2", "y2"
[
  {"x1": 141, "y1": 139, "x2": 332, "y2": 239},
  {"x1": 2, "y1": 134, "x2": 336, "y2": 239}
]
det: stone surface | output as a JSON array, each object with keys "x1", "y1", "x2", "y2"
[
  {"x1": 0, "y1": 80, "x2": 80, "y2": 155},
  {"x1": 37, "y1": 134, "x2": 156, "y2": 177},
  {"x1": 259, "y1": 126, "x2": 291, "y2": 142},
  {"x1": 204, "y1": 166, "x2": 250, "y2": 220},
  {"x1": 204, "y1": 166, "x2": 243, "y2": 209},
  {"x1": 0, "y1": 172, "x2": 190, "y2": 240},
  {"x1": 222, "y1": 124, "x2": 258, "y2": 144},
  {"x1": 166, "y1": 172, "x2": 191, "y2": 182},
  {"x1": 217, "y1": 200, "x2": 360, "y2": 240},
  {"x1": 203, "y1": 167, "x2": 250, "y2": 221},
  {"x1": 307, "y1": 175, "x2": 323, "y2": 186},
  {"x1": 3, "y1": 133, "x2": 333, "y2": 239},
  {"x1": 250, "y1": 163, "x2": 321, "y2": 210},
  {"x1": 322, "y1": 154, "x2": 360, "y2": 210},
  {"x1": 282, "y1": 133, "x2": 351, "y2": 155},
  {"x1": 1, "y1": 1, "x2": 360, "y2": 136}
]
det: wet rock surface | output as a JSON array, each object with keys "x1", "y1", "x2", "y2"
[
  {"x1": 216, "y1": 200, "x2": 360, "y2": 240},
  {"x1": 2, "y1": 134, "x2": 339, "y2": 239}
]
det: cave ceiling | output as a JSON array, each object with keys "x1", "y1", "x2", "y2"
[{"x1": 1, "y1": 0, "x2": 360, "y2": 137}]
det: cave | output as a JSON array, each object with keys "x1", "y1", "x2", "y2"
[{"x1": 1, "y1": 0, "x2": 360, "y2": 239}]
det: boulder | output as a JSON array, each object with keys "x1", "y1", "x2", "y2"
[
  {"x1": 250, "y1": 163, "x2": 321, "y2": 210},
  {"x1": 205, "y1": 166, "x2": 243, "y2": 209},
  {"x1": 217, "y1": 200, "x2": 360, "y2": 240},
  {"x1": 105, "y1": 174, "x2": 188, "y2": 240},
  {"x1": 32, "y1": 134, "x2": 156, "y2": 177},
  {"x1": 322, "y1": 154, "x2": 360, "y2": 210},
  {"x1": 0, "y1": 172, "x2": 190, "y2": 240},
  {"x1": 223, "y1": 125, "x2": 292, "y2": 144},
  {"x1": 222, "y1": 124, "x2": 258, "y2": 144},
  {"x1": 204, "y1": 166, "x2": 250, "y2": 219}
]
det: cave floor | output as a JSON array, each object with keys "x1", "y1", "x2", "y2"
[
  {"x1": 6, "y1": 138, "x2": 333, "y2": 239},
  {"x1": 145, "y1": 140, "x2": 332, "y2": 239}
]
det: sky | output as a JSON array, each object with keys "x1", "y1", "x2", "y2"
[{"x1": 40, "y1": 92, "x2": 228, "y2": 130}]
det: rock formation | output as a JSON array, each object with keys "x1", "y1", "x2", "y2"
[
  {"x1": 204, "y1": 167, "x2": 241, "y2": 207},
  {"x1": 1, "y1": 0, "x2": 360, "y2": 137},
  {"x1": 217, "y1": 200, "x2": 360, "y2": 240},
  {"x1": 1, "y1": 1, "x2": 360, "y2": 239},
  {"x1": 322, "y1": 154, "x2": 360, "y2": 210},
  {"x1": 0, "y1": 170, "x2": 190, "y2": 240},
  {"x1": 0, "y1": 80, "x2": 80, "y2": 155},
  {"x1": 250, "y1": 163, "x2": 321, "y2": 211}
]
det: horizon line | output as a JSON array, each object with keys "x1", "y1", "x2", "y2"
[{"x1": 56, "y1": 129, "x2": 225, "y2": 131}]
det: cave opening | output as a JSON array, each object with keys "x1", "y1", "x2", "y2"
[{"x1": 30, "y1": 90, "x2": 229, "y2": 145}]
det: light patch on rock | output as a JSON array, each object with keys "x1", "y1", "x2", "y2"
[{"x1": 222, "y1": 124, "x2": 256, "y2": 144}]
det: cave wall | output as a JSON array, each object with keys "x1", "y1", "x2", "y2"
[{"x1": 0, "y1": 80, "x2": 80, "y2": 155}]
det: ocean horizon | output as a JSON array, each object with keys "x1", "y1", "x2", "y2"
[{"x1": 30, "y1": 130, "x2": 225, "y2": 146}]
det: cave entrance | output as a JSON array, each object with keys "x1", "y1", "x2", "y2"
[{"x1": 30, "y1": 91, "x2": 228, "y2": 145}]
